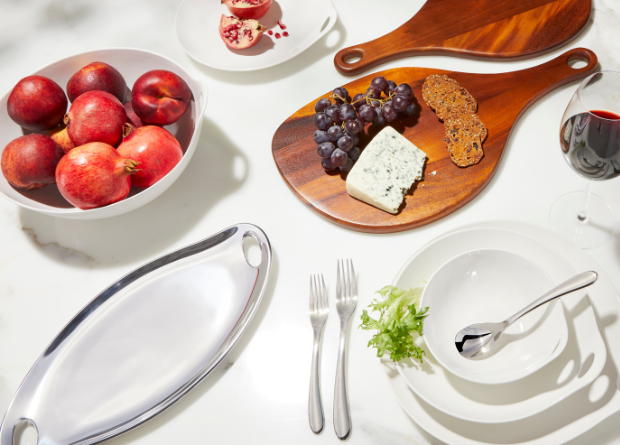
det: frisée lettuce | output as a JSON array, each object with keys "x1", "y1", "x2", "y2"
[{"x1": 359, "y1": 285, "x2": 429, "y2": 362}]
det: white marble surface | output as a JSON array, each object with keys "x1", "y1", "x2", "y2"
[{"x1": 0, "y1": 0, "x2": 620, "y2": 444}]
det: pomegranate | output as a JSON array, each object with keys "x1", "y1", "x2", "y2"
[
  {"x1": 219, "y1": 15, "x2": 266, "y2": 50},
  {"x1": 66, "y1": 62, "x2": 127, "y2": 103},
  {"x1": 7, "y1": 76, "x2": 68, "y2": 132},
  {"x1": 123, "y1": 101, "x2": 143, "y2": 128},
  {"x1": 64, "y1": 90, "x2": 126, "y2": 147},
  {"x1": 131, "y1": 70, "x2": 192, "y2": 126},
  {"x1": 117, "y1": 126, "x2": 183, "y2": 188},
  {"x1": 222, "y1": 0, "x2": 272, "y2": 19},
  {"x1": 1, "y1": 134, "x2": 64, "y2": 190},
  {"x1": 56, "y1": 142, "x2": 139, "y2": 210},
  {"x1": 46, "y1": 126, "x2": 76, "y2": 153}
]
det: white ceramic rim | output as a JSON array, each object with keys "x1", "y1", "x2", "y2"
[{"x1": 419, "y1": 247, "x2": 568, "y2": 385}]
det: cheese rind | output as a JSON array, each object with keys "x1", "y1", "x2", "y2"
[{"x1": 346, "y1": 126, "x2": 427, "y2": 214}]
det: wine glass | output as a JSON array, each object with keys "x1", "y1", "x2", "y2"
[{"x1": 549, "y1": 71, "x2": 620, "y2": 249}]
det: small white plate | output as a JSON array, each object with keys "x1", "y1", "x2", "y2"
[
  {"x1": 175, "y1": 0, "x2": 338, "y2": 71},
  {"x1": 394, "y1": 227, "x2": 606, "y2": 424},
  {"x1": 421, "y1": 249, "x2": 568, "y2": 385}
]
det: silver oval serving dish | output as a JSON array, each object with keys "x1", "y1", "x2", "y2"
[{"x1": 1, "y1": 223, "x2": 271, "y2": 445}]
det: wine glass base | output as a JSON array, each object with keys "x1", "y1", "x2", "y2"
[{"x1": 549, "y1": 192, "x2": 615, "y2": 249}]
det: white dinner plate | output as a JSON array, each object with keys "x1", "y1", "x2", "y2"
[
  {"x1": 387, "y1": 221, "x2": 620, "y2": 444},
  {"x1": 395, "y1": 229, "x2": 605, "y2": 423},
  {"x1": 175, "y1": 0, "x2": 338, "y2": 71},
  {"x1": 420, "y1": 248, "x2": 569, "y2": 385}
]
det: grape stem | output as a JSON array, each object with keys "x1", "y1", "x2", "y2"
[{"x1": 332, "y1": 91, "x2": 396, "y2": 109}]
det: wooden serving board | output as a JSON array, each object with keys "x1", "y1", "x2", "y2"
[
  {"x1": 334, "y1": 0, "x2": 591, "y2": 76},
  {"x1": 272, "y1": 48, "x2": 597, "y2": 233}
]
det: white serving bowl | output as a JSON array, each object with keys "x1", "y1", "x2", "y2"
[
  {"x1": 420, "y1": 249, "x2": 568, "y2": 385},
  {"x1": 0, "y1": 48, "x2": 208, "y2": 220}
]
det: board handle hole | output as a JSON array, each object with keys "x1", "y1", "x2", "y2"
[
  {"x1": 343, "y1": 50, "x2": 363, "y2": 64},
  {"x1": 13, "y1": 419, "x2": 38, "y2": 445},
  {"x1": 243, "y1": 232, "x2": 262, "y2": 268},
  {"x1": 567, "y1": 52, "x2": 591, "y2": 69}
]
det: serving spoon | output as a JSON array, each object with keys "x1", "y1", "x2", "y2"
[{"x1": 455, "y1": 271, "x2": 598, "y2": 359}]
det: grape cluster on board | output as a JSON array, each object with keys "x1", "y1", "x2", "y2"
[{"x1": 313, "y1": 76, "x2": 417, "y2": 173}]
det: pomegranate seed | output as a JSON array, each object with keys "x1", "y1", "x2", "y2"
[
  {"x1": 275, "y1": 33, "x2": 281, "y2": 39},
  {"x1": 283, "y1": 31, "x2": 289, "y2": 37},
  {"x1": 268, "y1": 30, "x2": 273, "y2": 35},
  {"x1": 277, "y1": 20, "x2": 286, "y2": 30}
]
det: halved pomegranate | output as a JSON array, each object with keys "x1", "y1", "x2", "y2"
[
  {"x1": 222, "y1": 0, "x2": 272, "y2": 20},
  {"x1": 219, "y1": 15, "x2": 266, "y2": 49}
]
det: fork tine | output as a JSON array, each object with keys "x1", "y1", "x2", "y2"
[
  {"x1": 349, "y1": 259, "x2": 357, "y2": 299},
  {"x1": 314, "y1": 275, "x2": 319, "y2": 313},
  {"x1": 320, "y1": 274, "x2": 328, "y2": 312},
  {"x1": 336, "y1": 260, "x2": 342, "y2": 303},
  {"x1": 344, "y1": 259, "x2": 350, "y2": 303}
]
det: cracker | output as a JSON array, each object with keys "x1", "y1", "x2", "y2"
[
  {"x1": 436, "y1": 87, "x2": 477, "y2": 121},
  {"x1": 445, "y1": 133, "x2": 484, "y2": 167},
  {"x1": 422, "y1": 75, "x2": 460, "y2": 113},
  {"x1": 444, "y1": 112, "x2": 487, "y2": 143}
]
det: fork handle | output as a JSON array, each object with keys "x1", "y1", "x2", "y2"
[
  {"x1": 334, "y1": 318, "x2": 351, "y2": 440},
  {"x1": 309, "y1": 329, "x2": 324, "y2": 434}
]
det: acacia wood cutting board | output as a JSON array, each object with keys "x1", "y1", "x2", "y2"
[
  {"x1": 334, "y1": 0, "x2": 591, "y2": 76},
  {"x1": 272, "y1": 48, "x2": 597, "y2": 234}
]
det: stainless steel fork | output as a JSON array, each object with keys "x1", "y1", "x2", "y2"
[
  {"x1": 309, "y1": 274, "x2": 328, "y2": 434},
  {"x1": 334, "y1": 259, "x2": 357, "y2": 440}
]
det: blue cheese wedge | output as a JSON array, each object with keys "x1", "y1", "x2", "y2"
[{"x1": 346, "y1": 126, "x2": 427, "y2": 214}]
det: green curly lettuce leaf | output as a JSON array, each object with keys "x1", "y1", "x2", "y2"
[{"x1": 359, "y1": 285, "x2": 429, "y2": 362}]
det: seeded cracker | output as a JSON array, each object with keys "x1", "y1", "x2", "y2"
[
  {"x1": 436, "y1": 87, "x2": 477, "y2": 121},
  {"x1": 422, "y1": 74, "x2": 486, "y2": 167},
  {"x1": 444, "y1": 113, "x2": 488, "y2": 143},
  {"x1": 421, "y1": 75, "x2": 460, "y2": 115},
  {"x1": 446, "y1": 133, "x2": 483, "y2": 167}
]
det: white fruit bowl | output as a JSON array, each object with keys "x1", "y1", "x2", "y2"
[{"x1": 0, "y1": 48, "x2": 208, "y2": 220}]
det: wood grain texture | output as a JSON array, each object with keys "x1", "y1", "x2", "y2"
[
  {"x1": 272, "y1": 48, "x2": 598, "y2": 233},
  {"x1": 334, "y1": 0, "x2": 591, "y2": 76}
]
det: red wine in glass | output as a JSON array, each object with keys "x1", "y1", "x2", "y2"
[{"x1": 560, "y1": 109, "x2": 620, "y2": 180}]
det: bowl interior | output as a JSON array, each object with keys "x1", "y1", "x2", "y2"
[
  {"x1": 0, "y1": 48, "x2": 206, "y2": 217},
  {"x1": 420, "y1": 249, "x2": 568, "y2": 384}
]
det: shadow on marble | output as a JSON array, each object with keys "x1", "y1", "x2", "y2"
[
  {"x1": 187, "y1": 18, "x2": 347, "y2": 86},
  {"x1": 18, "y1": 116, "x2": 248, "y2": 267},
  {"x1": 99, "y1": 249, "x2": 279, "y2": 445}
]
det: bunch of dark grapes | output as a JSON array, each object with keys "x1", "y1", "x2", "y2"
[{"x1": 313, "y1": 77, "x2": 417, "y2": 172}]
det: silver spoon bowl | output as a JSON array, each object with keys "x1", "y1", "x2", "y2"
[{"x1": 455, "y1": 271, "x2": 598, "y2": 359}]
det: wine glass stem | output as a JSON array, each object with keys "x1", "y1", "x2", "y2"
[{"x1": 578, "y1": 181, "x2": 593, "y2": 222}]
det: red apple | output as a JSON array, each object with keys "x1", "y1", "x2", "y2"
[
  {"x1": 1, "y1": 134, "x2": 64, "y2": 190},
  {"x1": 64, "y1": 90, "x2": 126, "y2": 147},
  {"x1": 123, "y1": 101, "x2": 143, "y2": 128},
  {"x1": 117, "y1": 126, "x2": 183, "y2": 188},
  {"x1": 66, "y1": 62, "x2": 127, "y2": 103},
  {"x1": 131, "y1": 70, "x2": 192, "y2": 126},
  {"x1": 56, "y1": 142, "x2": 139, "y2": 210},
  {"x1": 46, "y1": 126, "x2": 76, "y2": 153},
  {"x1": 7, "y1": 76, "x2": 68, "y2": 131}
]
